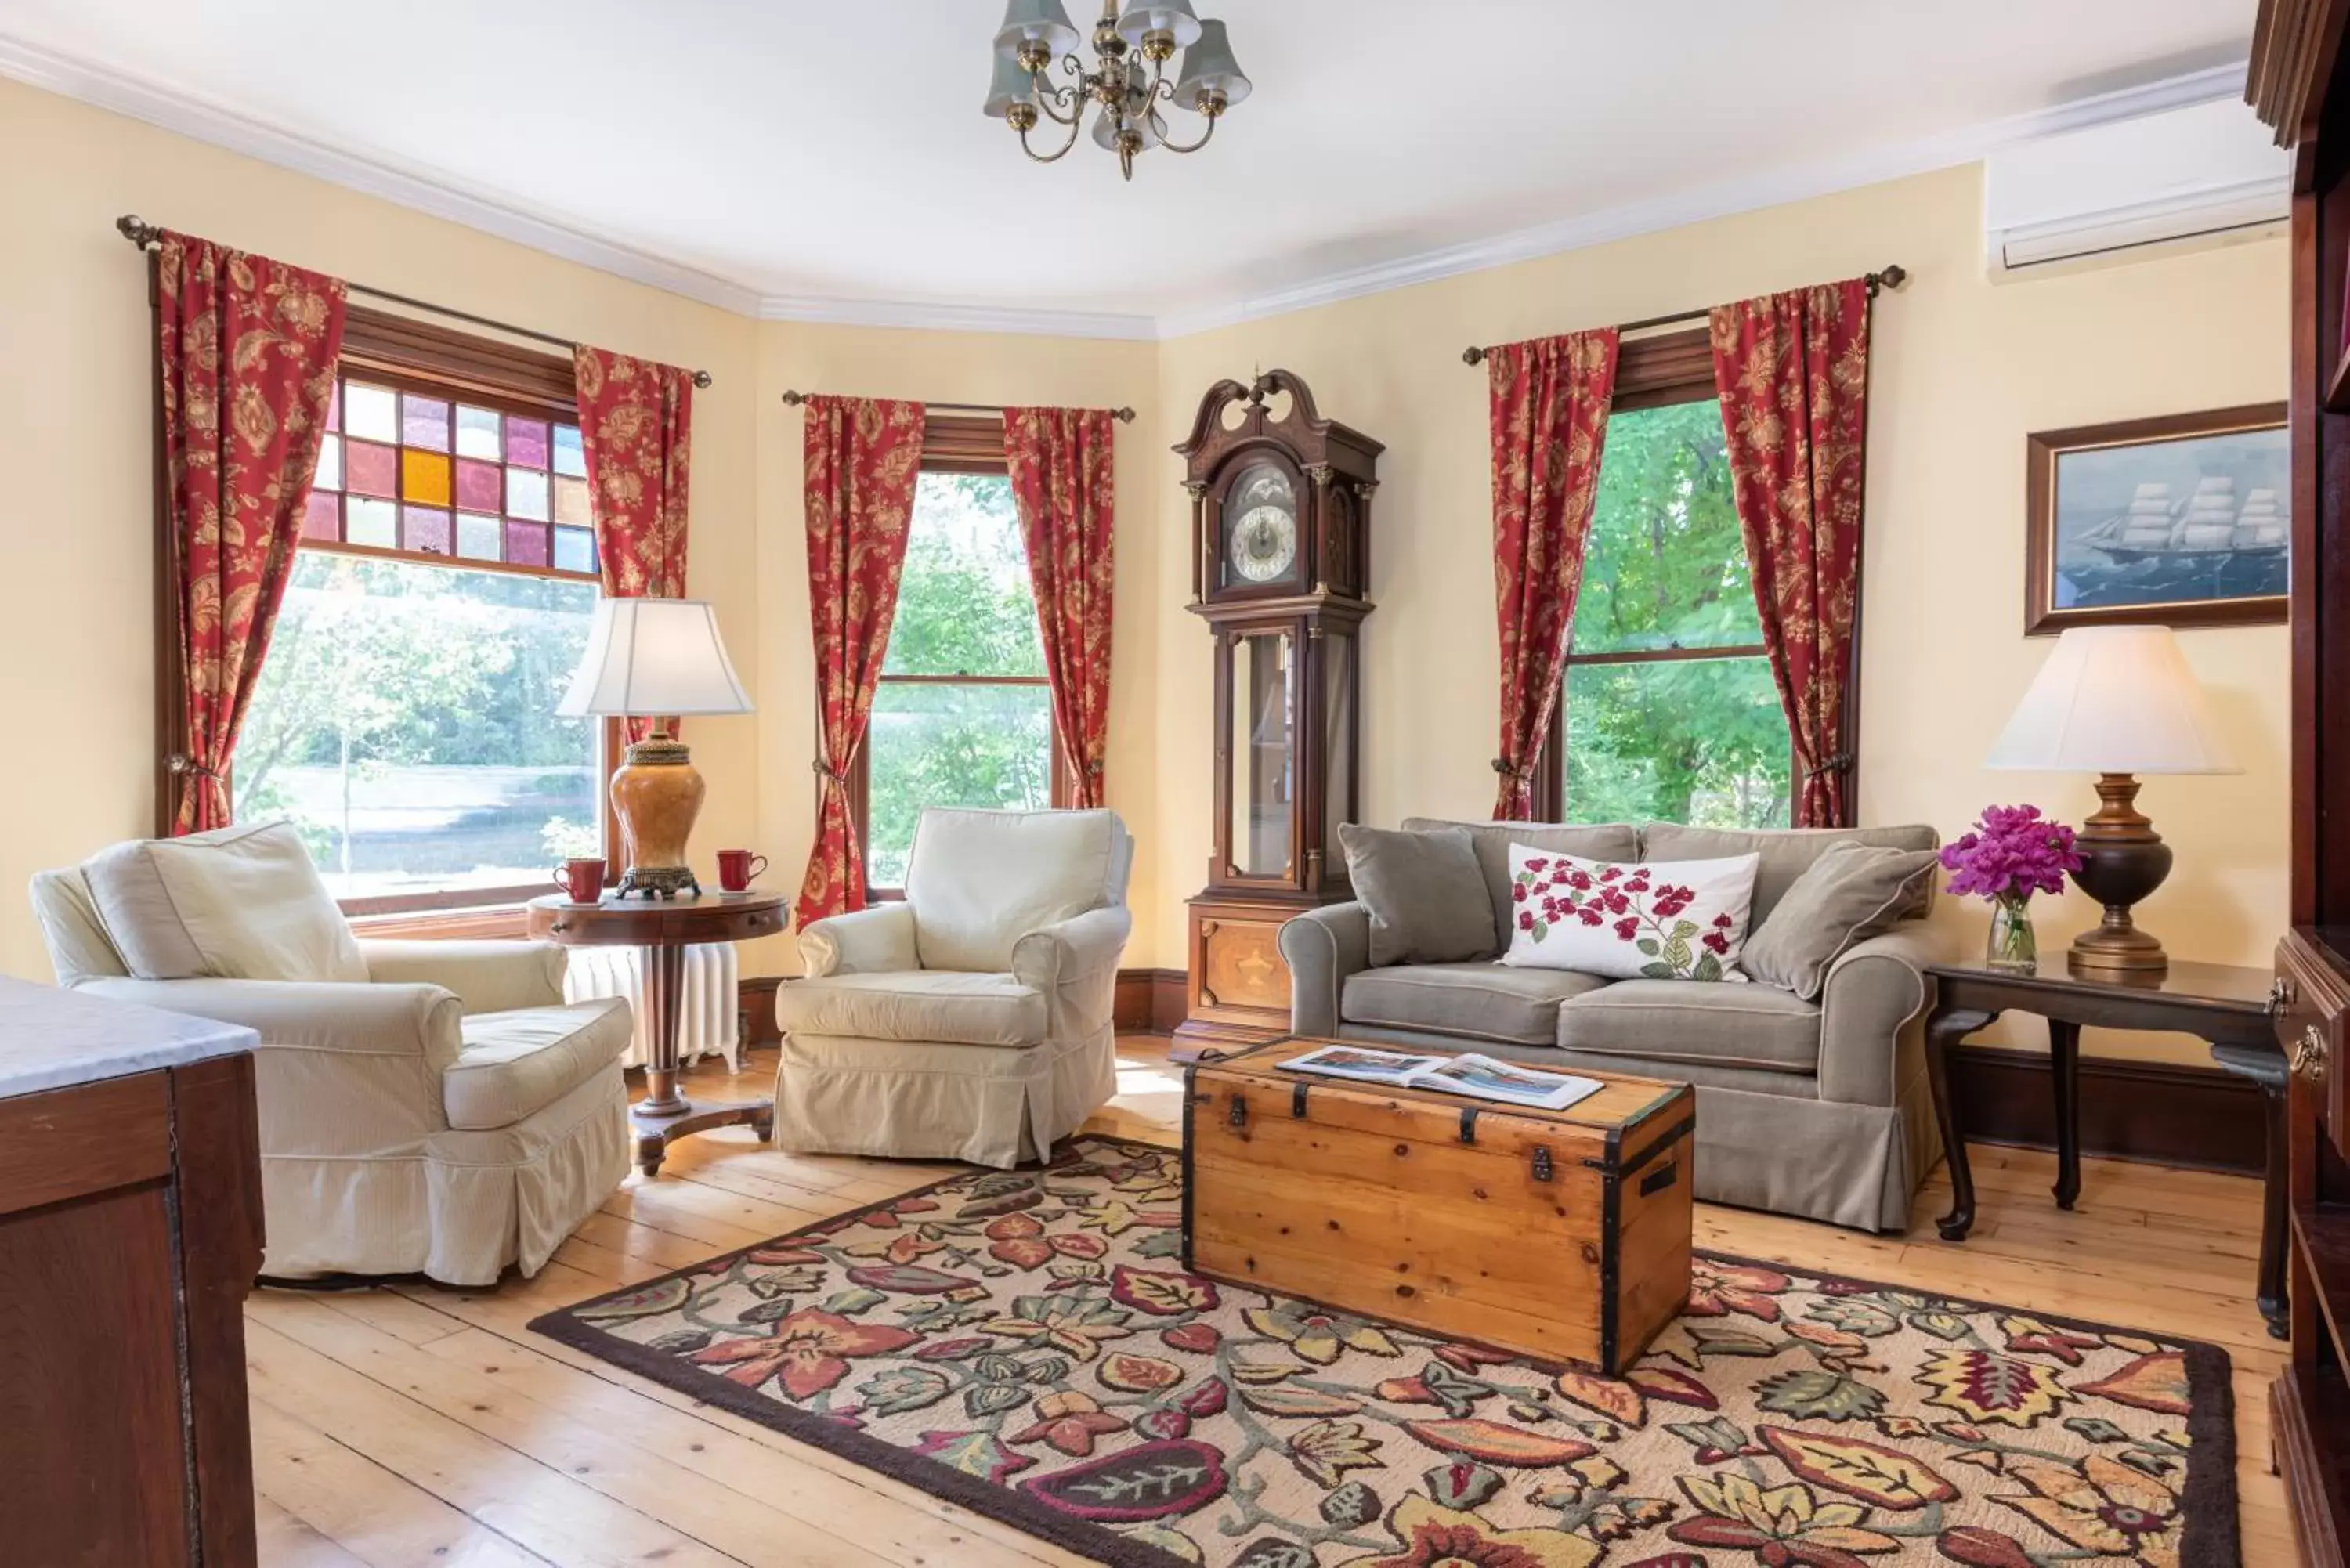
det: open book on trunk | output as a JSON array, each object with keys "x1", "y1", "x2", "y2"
[{"x1": 1274, "y1": 1044, "x2": 1605, "y2": 1112}]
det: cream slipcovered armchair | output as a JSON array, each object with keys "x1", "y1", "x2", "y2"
[
  {"x1": 776, "y1": 807, "x2": 1133, "y2": 1169},
  {"x1": 31, "y1": 822, "x2": 630, "y2": 1286}
]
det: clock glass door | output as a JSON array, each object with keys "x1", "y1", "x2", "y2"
[{"x1": 1227, "y1": 630, "x2": 1294, "y2": 879}]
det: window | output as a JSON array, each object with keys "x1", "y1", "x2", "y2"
[
  {"x1": 1543, "y1": 332, "x2": 1791, "y2": 828},
  {"x1": 221, "y1": 311, "x2": 609, "y2": 912},
  {"x1": 856, "y1": 421, "x2": 1062, "y2": 893}
]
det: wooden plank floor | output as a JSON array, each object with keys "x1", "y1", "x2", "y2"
[{"x1": 247, "y1": 1037, "x2": 2290, "y2": 1566}]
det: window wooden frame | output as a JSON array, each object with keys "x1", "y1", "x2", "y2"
[
  {"x1": 155, "y1": 305, "x2": 619, "y2": 927},
  {"x1": 849, "y1": 414, "x2": 1069, "y2": 901},
  {"x1": 1532, "y1": 327, "x2": 1785, "y2": 822}
]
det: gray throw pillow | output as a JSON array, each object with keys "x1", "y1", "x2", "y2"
[
  {"x1": 1340, "y1": 822, "x2": 1499, "y2": 967},
  {"x1": 1740, "y1": 840, "x2": 1940, "y2": 1000}
]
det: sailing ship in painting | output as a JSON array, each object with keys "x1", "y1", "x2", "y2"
[{"x1": 2052, "y1": 431, "x2": 2290, "y2": 611}]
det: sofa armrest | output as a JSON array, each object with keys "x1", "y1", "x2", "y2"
[
  {"x1": 75, "y1": 976, "x2": 463, "y2": 1069},
  {"x1": 1014, "y1": 905, "x2": 1133, "y2": 1039},
  {"x1": 1279, "y1": 903, "x2": 1372, "y2": 1039},
  {"x1": 799, "y1": 902, "x2": 920, "y2": 978},
  {"x1": 1816, "y1": 922, "x2": 1945, "y2": 1106},
  {"x1": 356, "y1": 938, "x2": 565, "y2": 1014}
]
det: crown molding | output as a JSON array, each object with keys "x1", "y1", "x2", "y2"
[
  {"x1": 0, "y1": 30, "x2": 2251, "y2": 345},
  {"x1": 1150, "y1": 60, "x2": 2254, "y2": 338},
  {"x1": 0, "y1": 33, "x2": 766, "y2": 317},
  {"x1": 754, "y1": 291, "x2": 1158, "y2": 341}
]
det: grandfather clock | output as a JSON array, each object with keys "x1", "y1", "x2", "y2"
[{"x1": 1173, "y1": 370, "x2": 1383, "y2": 1057}]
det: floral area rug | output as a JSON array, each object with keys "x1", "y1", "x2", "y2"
[{"x1": 532, "y1": 1136, "x2": 2236, "y2": 1568}]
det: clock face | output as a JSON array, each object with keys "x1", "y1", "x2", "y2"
[{"x1": 1225, "y1": 464, "x2": 1298, "y2": 586}]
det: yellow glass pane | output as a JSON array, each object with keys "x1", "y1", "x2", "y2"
[
  {"x1": 402, "y1": 449, "x2": 451, "y2": 507},
  {"x1": 553, "y1": 474, "x2": 591, "y2": 526}
]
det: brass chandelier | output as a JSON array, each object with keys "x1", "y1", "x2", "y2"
[{"x1": 986, "y1": 1, "x2": 1253, "y2": 182}]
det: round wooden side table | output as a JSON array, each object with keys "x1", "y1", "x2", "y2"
[{"x1": 526, "y1": 890, "x2": 788, "y2": 1176}]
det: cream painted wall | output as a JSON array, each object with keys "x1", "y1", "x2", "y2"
[
  {"x1": 750, "y1": 323, "x2": 1159, "y2": 971},
  {"x1": 0, "y1": 77, "x2": 760, "y2": 980},
  {"x1": 0, "y1": 71, "x2": 2290, "y2": 1066},
  {"x1": 1147, "y1": 164, "x2": 2288, "y2": 1064}
]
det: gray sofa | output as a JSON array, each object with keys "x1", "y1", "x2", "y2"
[{"x1": 1278, "y1": 818, "x2": 1947, "y2": 1233}]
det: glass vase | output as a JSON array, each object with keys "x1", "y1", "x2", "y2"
[{"x1": 1986, "y1": 893, "x2": 2038, "y2": 974}]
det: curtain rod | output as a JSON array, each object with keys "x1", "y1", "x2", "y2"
[
  {"x1": 115, "y1": 215, "x2": 715, "y2": 389},
  {"x1": 1460, "y1": 264, "x2": 1907, "y2": 367},
  {"x1": 779, "y1": 390, "x2": 1135, "y2": 422}
]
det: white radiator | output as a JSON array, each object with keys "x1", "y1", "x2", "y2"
[{"x1": 562, "y1": 943, "x2": 741, "y2": 1072}]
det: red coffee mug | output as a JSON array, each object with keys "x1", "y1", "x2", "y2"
[
  {"x1": 716, "y1": 849, "x2": 768, "y2": 893},
  {"x1": 554, "y1": 857, "x2": 606, "y2": 904}
]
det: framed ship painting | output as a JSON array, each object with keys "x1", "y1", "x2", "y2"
[{"x1": 2026, "y1": 403, "x2": 2289, "y2": 634}]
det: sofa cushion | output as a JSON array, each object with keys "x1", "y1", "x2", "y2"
[
  {"x1": 776, "y1": 970, "x2": 1048, "y2": 1049},
  {"x1": 1342, "y1": 962, "x2": 1611, "y2": 1046},
  {"x1": 906, "y1": 809, "x2": 1119, "y2": 972},
  {"x1": 1498, "y1": 847, "x2": 1759, "y2": 982},
  {"x1": 1402, "y1": 818, "x2": 1640, "y2": 958},
  {"x1": 1640, "y1": 822, "x2": 1939, "y2": 926},
  {"x1": 1340, "y1": 822, "x2": 1497, "y2": 966},
  {"x1": 1741, "y1": 841, "x2": 1943, "y2": 1000},
  {"x1": 445, "y1": 998, "x2": 630, "y2": 1130},
  {"x1": 1556, "y1": 980, "x2": 1821, "y2": 1075},
  {"x1": 83, "y1": 820, "x2": 366, "y2": 984}
]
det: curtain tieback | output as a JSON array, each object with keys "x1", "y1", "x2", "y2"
[
  {"x1": 811, "y1": 759, "x2": 850, "y2": 785},
  {"x1": 1491, "y1": 757, "x2": 1534, "y2": 783},
  {"x1": 1812, "y1": 752, "x2": 1855, "y2": 775},
  {"x1": 166, "y1": 753, "x2": 220, "y2": 779}
]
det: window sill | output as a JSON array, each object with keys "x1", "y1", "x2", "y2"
[{"x1": 348, "y1": 904, "x2": 532, "y2": 941}]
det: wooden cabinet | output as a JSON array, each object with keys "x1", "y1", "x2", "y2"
[{"x1": 0, "y1": 1046, "x2": 264, "y2": 1566}]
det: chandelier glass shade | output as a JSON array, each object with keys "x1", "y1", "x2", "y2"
[{"x1": 986, "y1": 0, "x2": 1251, "y2": 181}]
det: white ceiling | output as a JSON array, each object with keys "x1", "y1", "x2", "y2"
[{"x1": 0, "y1": 1, "x2": 2258, "y2": 335}]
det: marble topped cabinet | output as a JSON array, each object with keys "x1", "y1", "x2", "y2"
[{"x1": 0, "y1": 978, "x2": 264, "y2": 1566}]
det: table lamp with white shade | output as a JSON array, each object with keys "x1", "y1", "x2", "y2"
[
  {"x1": 558, "y1": 598, "x2": 753, "y2": 899},
  {"x1": 1984, "y1": 623, "x2": 2240, "y2": 975}
]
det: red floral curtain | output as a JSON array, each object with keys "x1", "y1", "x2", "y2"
[
  {"x1": 1003, "y1": 407, "x2": 1116, "y2": 808},
  {"x1": 573, "y1": 345, "x2": 695, "y2": 745},
  {"x1": 796, "y1": 396, "x2": 925, "y2": 927},
  {"x1": 1710, "y1": 278, "x2": 1871, "y2": 828},
  {"x1": 155, "y1": 231, "x2": 347, "y2": 834},
  {"x1": 1487, "y1": 330, "x2": 1620, "y2": 819}
]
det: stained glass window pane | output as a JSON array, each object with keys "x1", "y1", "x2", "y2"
[
  {"x1": 456, "y1": 406, "x2": 502, "y2": 460},
  {"x1": 345, "y1": 384, "x2": 397, "y2": 444},
  {"x1": 345, "y1": 442, "x2": 397, "y2": 499},
  {"x1": 506, "y1": 468, "x2": 550, "y2": 522},
  {"x1": 314, "y1": 434, "x2": 342, "y2": 491},
  {"x1": 402, "y1": 450, "x2": 451, "y2": 507},
  {"x1": 302, "y1": 490, "x2": 340, "y2": 542},
  {"x1": 504, "y1": 520, "x2": 550, "y2": 567},
  {"x1": 403, "y1": 507, "x2": 453, "y2": 555},
  {"x1": 454, "y1": 459, "x2": 501, "y2": 514},
  {"x1": 552, "y1": 526, "x2": 595, "y2": 576},
  {"x1": 402, "y1": 396, "x2": 450, "y2": 453},
  {"x1": 553, "y1": 425, "x2": 587, "y2": 478},
  {"x1": 456, "y1": 514, "x2": 501, "y2": 562},
  {"x1": 325, "y1": 382, "x2": 341, "y2": 433},
  {"x1": 552, "y1": 475, "x2": 591, "y2": 527},
  {"x1": 346, "y1": 497, "x2": 397, "y2": 548},
  {"x1": 508, "y1": 419, "x2": 550, "y2": 469}
]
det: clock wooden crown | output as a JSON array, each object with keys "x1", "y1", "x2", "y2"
[
  {"x1": 1171, "y1": 370, "x2": 1384, "y2": 1059},
  {"x1": 1177, "y1": 368, "x2": 1384, "y2": 609}
]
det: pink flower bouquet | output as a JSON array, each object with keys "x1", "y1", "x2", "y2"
[{"x1": 1941, "y1": 804, "x2": 2081, "y2": 970}]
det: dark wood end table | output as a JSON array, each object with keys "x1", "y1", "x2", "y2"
[
  {"x1": 526, "y1": 890, "x2": 788, "y2": 1177},
  {"x1": 1923, "y1": 954, "x2": 2287, "y2": 1335}
]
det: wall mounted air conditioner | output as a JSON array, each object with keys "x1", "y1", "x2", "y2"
[{"x1": 1983, "y1": 96, "x2": 2290, "y2": 280}]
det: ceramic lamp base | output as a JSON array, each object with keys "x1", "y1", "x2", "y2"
[
  {"x1": 2066, "y1": 771, "x2": 2172, "y2": 977},
  {"x1": 609, "y1": 731, "x2": 706, "y2": 901}
]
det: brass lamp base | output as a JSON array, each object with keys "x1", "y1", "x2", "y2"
[
  {"x1": 2066, "y1": 772, "x2": 2173, "y2": 976},
  {"x1": 609, "y1": 728, "x2": 705, "y2": 901}
]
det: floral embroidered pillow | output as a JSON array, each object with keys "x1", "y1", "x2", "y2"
[{"x1": 1497, "y1": 847, "x2": 1761, "y2": 981}]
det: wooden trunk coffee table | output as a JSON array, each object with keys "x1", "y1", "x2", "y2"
[
  {"x1": 527, "y1": 891, "x2": 787, "y2": 1177},
  {"x1": 1183, "y1": 1037, "x2": 1695, "y2": 1374}
]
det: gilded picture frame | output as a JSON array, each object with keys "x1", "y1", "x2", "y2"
[{"x1": 2025, "y1": 403, "x2": 2290, "y2": 635}]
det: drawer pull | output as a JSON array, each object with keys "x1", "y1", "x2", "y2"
[
  {"x1": 2294, "y1": 1024, "x2": 2328, "y2": 1084},
  {"x1": 2270, "y1": 976, "x2": 2295, "y2": 1016}
]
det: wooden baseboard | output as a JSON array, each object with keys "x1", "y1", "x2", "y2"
[
  {"x1": 1947, "y1": 1043, "x2": 2265, "y2": 1176},
  {"x1": 1115, "y1": 968, "x2": 1189, "y2": 1035}
]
